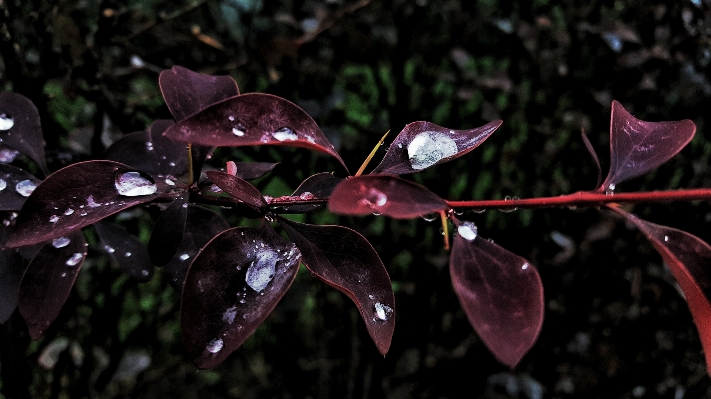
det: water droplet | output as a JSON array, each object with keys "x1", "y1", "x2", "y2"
[
  {"x1": 179, "y1": 253, "x2": 190, "y2": 261},
  {"x1": 222, "y1": 306, "x2": 237, "y2": 324},
  {"x1": 65, "y1": 253, "x2": 83, "y2": 266},
  {"x1": 0, "y1": 114, "x2": 14, "y2": 130},
  {"x1": 206, "y1": 338, "x2": 224, "y2": 354},
  {"x1": 457, "y1": 221, "x2": 478, "y2": 241},
  {"x1": 145, "y1": 142, "x2": 154, "y2": 151},
  {"x1": 15, "y1": 180, "x2": 36, "y2": 197},
  {"x1": 264, "y1": 213, "x2": 277, "y2": 223},
  {"x1": 602, "y1": 32, "x2": 623, "y2": 53},
  {"x1": 182, "y1": 203, "x2": 188, "y2": 209},
  {"x1": 52, "y1": 237, "x2": 70, "y2": 248},
  {"x1": 124, "y1": 252, "x2": 132, "y2": 257},
  {"x1": 228, "y1": 115, "x2": 235, "y2": 121},
  {"x1": 61, "y1": 272, "x2": 67, "y2": 277},
  {"x1": 245, "y1": 249, "x2": 278, "y2": 292},
  {"x1": 86, "y1": 195, "x2": 101, "y2": 208},
  {"x1": 232, "y1": 127, "x2": 245, "y2": 136},
  {"x1": 607, "y1": 183, "x2": 616, "y2": 191},
  {"x1": 169, "y1": 162, "x2": 176, "y2": 167},
  {"x1": 299, "y1": 191, "x2": 315, "y2": 200},
  {"x1": 374, "y1": 302, "x2": 393, "y2": 321},
  {"x1": 115, "y1": 172, "x2": 157, "y2": 196},
  {"x1": 421, "y1": 213, "x2": 438, "y2": 222},
  {"x1": 49, "y1": 215, "x2": 59, "y2": 223},
  {"x1": 365, "y1": 188, "x2": 387, "y2": 207},
  {"x1": 165, "y1": 179, "x2": 175, "y2": 186},
  {"x1": 272, "y1": 127, "x2": 298, "y2": 141},
  {"x1": 64, "y1": 208, "x2": 74, "y2": 215},
  {"x1": 0, "y1": 179, "x2": 6, "y2": 191},
  {"x1": 407, "y1": 131, "x2": 458, "y2": 170},
  {"x1": 664, "y1": 235, "x2": 669, "y2": 242},
  {"x1": 0, "y1": 148, "x2": 19, "y2": 162},
  {"x1": 104, "y1": 245, "x2": 115, "y2": 253},
  {"x1": 521, "y1": 263, "x2": 530, "y2": 270}
]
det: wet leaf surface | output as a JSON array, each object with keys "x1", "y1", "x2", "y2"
[
  {"x1": 205, "y1": 170, "x2": 266, "y2": 209},
  {"x1": 159, "y1": 65, "x2": 240, "y2": 121},
  {"x1": 95, "y1": 221, "x2": 154, "y2": 282},
  {"x1": 0, "y1": 163, "x2": 42, "y2": 211},
  {"x1": 601, "y1": 100, "x2": 695, "y2": 190},
  {"x1": 6, "y1": 160, "x2": 167, "y2": 248},
  {"x1": 280, "y1": 219, "x2": 394, "y2": 354},
  {"x1": 450, "y1": 233, "x2": 544, "y2": 368},
  {"x1": 371, "y1": 120, "x2": 501, "y2": 174},
  {"x1": 148, "y1": 196, "x2": 189, "y2": 267},
  {"x1": 163, "y1": 93, "x2": 348, "y2": 171},
  {"x1": 328, "y1": 175, "x2": 447, "y2": 219},
  {"x1": 0, "y1": 92, "x2": 48, "y2": 176},
  {"x1": 18, "y1": 230, "x2": 86, "y2": 340},
  {"x1": 181, "y1": 222, "x2": 300, "y2": 368}
]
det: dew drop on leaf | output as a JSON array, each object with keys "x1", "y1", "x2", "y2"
[
  {"x1": 421, "y1": 213, "x2": 438, "y2": 222},
  {"x1": 180, "y1": 253, "x2": 190, "y2": 261},
  {"x1": 374, "y1": 302, "x2": 393, "y2": 321},
  {"x1": 206, "y1": 338, "x2": 224, "y2": 354},
  {"x1": 0, "y1": 178, "x2": 6, "y2": 191},
  {"x1": 124, "y1": 252, "x2": 132, "y2": 257},
  {"x1": 232, "y1": 126, "x2": 245, "y2": 137},
  {"x1": 49, "y1": 215, "x2": 59, "y2": 223},
  {"x1": 65, "y1": 253, "x2": 83, "y2": 266},
  {"x1": 607, "y1": 183, "x2": 616, "y2": 192},
  {"x1": 15, "y1": 179, "x2": 36, "y2": 197},
  {"x1": 222, "y1": 306, "x2": 237, "y2": 324},
  {"x1": 0, "y1": 114, "x2": 14, "y2": 130},
  {"x1": 365, "y1": 188, "x2": 387, "y2": 207},
  {"x1": 64, "y1": 208, "x2": 74, "y2": 216},
  {"x1": 52, "y1": 237, "x2": 70, "y2": 248},
  {"x1": 245, "y1": 249, "x2": 278, "y2": 292},
  {"x1": 0, "y1": 148, "x2": 19, "y2": 162},
  {"x1": 114, "y1": 171, "x2": 157, "y2": 196},
  {"x1": 407, "y1": 131, "x2": 458, "y2": 170},
  {"x1": 457, "y1": 221, "x2": 478, "y2": 241},
  {"x1": 272, "y1": 127, "x2": 298, "y2": 141}
]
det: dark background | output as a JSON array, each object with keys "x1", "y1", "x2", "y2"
[{"x1": 1, "y1": 0, "x2": 711, "y2": 398}]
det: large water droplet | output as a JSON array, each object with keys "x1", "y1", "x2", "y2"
[
  {"x1": 407, "y1": 131, "x2": 458, "y2": 170},
  {"x1": 0, "y1": 148, "x2": 19, "y2": 163},
  {"x1": 52, "y1": 237, "x2": 71, "y2": 248},
  {"x1": 245, "y1": 249, "x2": 278, "y2": 292},
  {"x1": 457, "y1": 221, "x2": 478, "y2": 241},
  {"x1": 206, "y1": 338, "x2": 224, "y2": 354},
  {"x1": 65, "y1": 252, "x2": 83, "y2": 266},
  {"x1": 0, "y1": 114, "x2": 14, "y2": 130},
  {"x1": 115, "y1": 171, "x2": 157, "y2": 196},
  {"x1": 0, "y1": 178, "x2": 6, "y2": 191},
  {"x1": 15, "y1": 180, "x2": 36, "y2": 197},
  {"x1": 272, "y1": 127, "x2": 298, "y2": 141},
  {"x1": 374, "y1": 302, "x2": 393, "y2": 321},
  {"x1": 222, "y1": 306, "x2": 237, "y2": 324}
]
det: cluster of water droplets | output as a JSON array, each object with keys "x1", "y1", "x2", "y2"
[
  {"x1": 114, "y1": 171, "x2": 157, "y2": 196},
  {"x1": 229, "y1": 116, "x2": 246, "y2": 137},
  {"x1": 0, "y1": 114, "x2": 14, "y2": 131},
  {"x1": 500, "y1": 195, "x2": 519, "y2": 213},
  {"x1": 407, "y1": 131, "x2": 458, "y2": 170}
]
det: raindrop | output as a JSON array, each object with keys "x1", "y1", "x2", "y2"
[
  {"x1": 374, "y1": 302, "x2": 393, "y2": 321},
  {"x1": 421, "y1": 213, "x2": 438, "y2": 222},
  {"x1": 521, "y1": 263, "x2": 530, "y2": 270},
  {"x1": 299, "y1": 191, "x2": 315, "y2": 200},
  {"x1": 457, "y1": 221, "x2": 478, "y2": 241},
  {"x1": 0, "y1": 148, "x2": 19, "y2": 162},
  {"x1": 141, "y1": 270, "x2": 149, "y2": 277},
  {"x1": 232, "y1": 126, "x2": 245, "y2": 137},
  {"x1": 272, "y1": 127, "x2": 298, "y2": 141},
  {"x1": 222, "y1": 306, "x2": 237, "y2": 324},
  {"x1": 245, "y1": 249, "x2": 278, "y2": 292},
  {"x1": 228, "y1": 115, "x2": 235, "y2": 121},
  {"x1": 182, "y1": 203, "x2": 188, "y2": 208},
  {"x1": 179, "y1": 253, "x2": 190, "y2": 261},
  {"x1": 124, "y1": 252, "x2": 132, "y2": 257},
  {"x1": 15, "y1": 180, "x2": 36, "y2": 197},
  {"x1": 64, "y1": 208, "x2": 74, "y2": 215},
  {"x1": 169, "y1": 162, "x2": 176, "y2": 167},
  {"x1": 407, "y1": 131, "x2": 458, "y2": 170},
  {"x1": 104, "y1": 245, "x2": 115, "y2": 253},
  {"x1": 607, "y1": 183, "x2": 616, "y2": 192},
  {"x1": 145, "y1": 142, "x2": 154, "y2": 151},
  {"x1": 115, "y1": 172, "x2": 157, "y2": 196},
  {"x1": 65, "y1": 253, "x2": 83, "y2": 266},
  {"x1": 165, "y1": 178, "x2": 175, "y2": 186},
  {"x1": 0, "y1": 114, "x2": 13, "y2": 130},
  {"x1": 49, "y1": 215, "x2": 59, "y2": 223},
  {"x1": 86, "y1": 195, "x2": 101, "y2": 208},
  {"x1": 664, "y1": 235, "x2": 669, "y2": 242},
  {"x1": 206, "y1": 338, "x2": 224, "y2": 354},
  {"x1": 0, "y1": 178, "x2": 5, "y2": 191},
  {"x1": 52, "y1": 237, "x2": 70, "y2": 248}
]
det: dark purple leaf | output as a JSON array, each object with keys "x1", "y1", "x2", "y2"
[
  {"x1": 181, "y1": 222, "x2": 301, "y2": 368},
  {"x1": 148, "y1": 196, "x2": 188, "y2": 266},
  {"x1": 205, "y1": 170, "x2": 266, "y2": 209},
  {"x1": 18, "y1": 230, "x2": 86, "y2": 340},
  {"x1": 233, "y1": 162, "x2": 278, "y2": 180},
  {"x1": 328, "y1": 175, "x2": 447, "y2": 219},
  {"x1": 94, "y1": 221, "x2": 154, "y2": 282},
  {"x1": 0, "y1": 248, "x2": 24, "y2": 323},
  {"x1": 0, "y1": 163, "x2": 42, "y2": 211},
  {"x1": 601, "y1": 100, "x2": 696, "y2": 191},
  {"x1": 0, "y1": 92, "x2": 48, "y2": 176},
  {"x1": 450, "y1": 229, "x2": 544, "y2": 368},
  {"x1": 163, "y1": 93, "x2": 348, "y2": 171},
  {"x1": 6, "y1": 160, "x2": 168, "y2": 248},
  {"x1": 163, "y1": 205, "x2": 229, "y2": 291},
  {"x1": 159, "y1": 66, "x2": 240, "y2": 121},
  {"x1": 280, "y1": 219, "x2": 394, "y2": 354},
  {"x1": 370, "y1": 120, "x2": 501, "y2": 175},
  {"x1": 610, "y1": 207, "x2": 711, "y2": 375},
  {"x1": 279, "y1": 172, "x2": 343, "y2": 213}
]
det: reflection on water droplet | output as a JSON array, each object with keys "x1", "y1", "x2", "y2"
[
  {"x1": 0, "y1": 114, "x2": 14, "y2": 130},
  {"x1": 272, "y1": 127, "x2": 298, "y2": 141},
  {"x1": 374, "y1": 302, "x2": 393, "y2": 321},
  {"x1": 49, "y1": 215, "x2": 59, "y2": 223},
  {"x1": 223, "y1": 306, "x2": 237, "y2": 324},
  {"x1": 206, "y1": 338, "x2": 223, "y2": 354},
  {"x1": 65, "y1": 253, "x2": 83, "y2": 266},
  {"x1": 0, "y1": 178, "x2": 6, "y2": 191},
  {"x1": 15, "y1": 180, "x2": 36, "y2": 197},
  {"x1": 521, "y1": 263, "x2": 530, "y2": 270},
  {"x1": 115, "y1": 172, "x2": 157, "y2": 196},
  {"x1": 421, "y1": 213, "x2": 437, "y2": 222},
  {"x1": 365, "y1": 188, "x2": 387, "y2": 207},
  {"x1": 407, "y1": 131, "x2": 458, "y2": 170},
  {"x1": 179, "y1": 253, "x2": 190, "y2": 261},
  {"x1": 0, "y1": 148, "x2": 19, "y2": 162},
  {"x1": 457, "y1": 221, "x2": 478, "y2": 241},
  {"x1": 664, "y1": 235, "x2": 669, "y2": 242},
  {"x1": 245, "y1": 249, "x2": 278, "y2": 292},
  {"x1": 52, "y1": 237, "x2": 70, "y2": 248}
]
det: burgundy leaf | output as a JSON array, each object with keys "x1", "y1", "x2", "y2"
[
  {"x1": 181, "y1": 222, "x2": 301, "y2": 368},
  {"x1": 601, "y1": 100, "x2": 695, "y2": 191},
  {"x1": 0, "y1": 92, "x2": 49, "y2": 176},
  {"x1": 280, "y1": 219, "x2": 394, "y2": 354},
  {"x1": 5, "y1": 160, "x2": 167, "y2": 248},
  {"x1": 370, "y1": 120, "x2": 501, "y2": 174},
  {"x1": 148, "y1": 196, "x2": 189, "y2": 266},
  {"x1": 159, "y1": 65, "x2": 240, "y2": 121},
  {"x1": 0, "y1": 163, "x2": 42, "y2": 211},
  {"x1": 94, "y1": 221, "x2": 154, "y2": 282},
  {"x1": 610, "y1": 207, "x2": 711, "y2": 375},
  {"x1": 280, "y1": 172, "x2": 343, "y2": 213},
  {"x1": 328, "y1": 175, "x2": 447, "y2": 219},
  {"x1": 18, "y1": 230, "x2": 86, "y2": 340},
  {"x1": 450, "y1": 229, "x2": 544, "y2": 368},
  {"x1": 205, "y1": 170, "x2": 266, "y2": 209},
  {"x1": 163, "y1": 93, "x2": 348, "y2": 171},
  {"x1": 163, "y1": 205, "x2": 229, "y2": 291},
  {"x1": 0, "y1": 248, "x2": 24, "y2": 322},
  {"x1": 233, "y1": 162, "x2": 278, "y2": 180}
]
